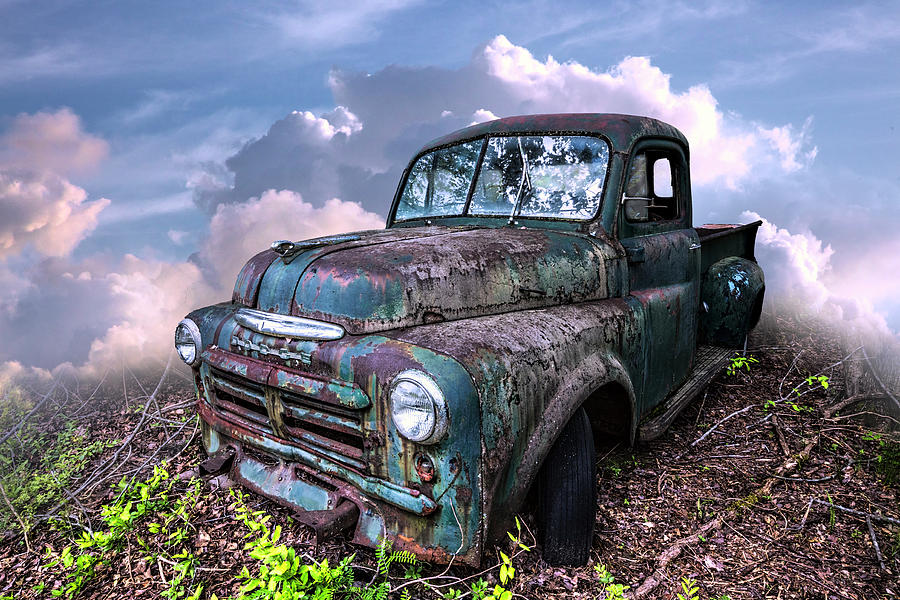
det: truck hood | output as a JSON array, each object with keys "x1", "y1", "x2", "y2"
[{"x1": 233, "y1": 226, "x2": 622, "y2": 335}]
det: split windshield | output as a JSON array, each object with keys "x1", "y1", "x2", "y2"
[{"x1": 395, "y1": 135, "x2": 610, "y2": 222}]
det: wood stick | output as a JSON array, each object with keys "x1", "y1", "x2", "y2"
[
  {"x1": 866, "y1": 516, "x2": 886, "y2": 572},
  {"x1": 633, "y1": 431, "x2": 820, "y2": 598},
  {"x1": 861, "y1": 346, "x2": 900, "y2": 413},
  {"x1": 771, "y1": 414, "x2": 791, "y2": 457},
  {"x1": 0, "y1": 481, "x2": 31, "y2": 553},
  {"x1": 809, "y1": 499, "x2": 900, "y2": 527}
]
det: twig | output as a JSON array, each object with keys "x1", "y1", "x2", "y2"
[
  {"x1": 771, "y1": 414, "x2": 791, "y2": 457},
  {"x1": 778, "y1": 350, "x2": 803, "y2": 401},
  {"x1": 826, "y1": 393, "x2": 888, "y2": 417},
  {"x1": 0, "y1": 378, "x2": 60, "y2": 447},
  {"x1": 866, "y1": 516, "x2": 886, "y2": 572},
  {"x1": 829, "y1": 410, "x2": 900, "y2": 427},
  {"x1": 860, "y1": 346, "x2": 900, "y2": 414},
  {"x1": 634, "y1": 422, "x2": 823, "y2": 598},
  {"x1": 799, "y1": 497, "x2": 815, "y2": 530},
  {"x1": 693, "y1": 391, "x2": 709, "y2": 427},
  {"x1": 808, "y1": 498, "x2": 900, "y2": 527},
  {"x1": 0, "y1": 481, "x2": 31, "y2": 553},
  {"x1": 686, "y1": 405, "x2": 753, "y2": 450},
  {"x1": 43, "y1": 356, "x2": 173, "y2": 517}
]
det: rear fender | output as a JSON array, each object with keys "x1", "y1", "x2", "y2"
[{"x1": 699, "y1": 257, "x2": 765, "y2": 347}]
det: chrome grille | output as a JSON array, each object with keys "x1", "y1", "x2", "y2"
[{"x1": 207, "y1": 367, "x2": 366, "y2": 472}]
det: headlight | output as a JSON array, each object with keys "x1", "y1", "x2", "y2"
[
  {"x1": 174, "y1": 319, "x2": 202, "y2": 366},
  {"x1": 390, "y1": 370, "x2": 448, "y2": 444}
]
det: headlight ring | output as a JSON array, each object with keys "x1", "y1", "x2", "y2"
[
  {"x1": 174, "y1": 318, "x2": 202, "y2": 366},
  {"x1": 389, "y1": 370, "x2": 448, "y2": 444}
]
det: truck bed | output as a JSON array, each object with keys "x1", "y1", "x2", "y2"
[{"x1": 695, "y1": 220, "x2": 762, "y2": 273}]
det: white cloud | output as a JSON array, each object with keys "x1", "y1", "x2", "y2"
[
  {"x1": 758, "y1": 117, "x2": 818, "y2": 172},
  {"x1": 0, "y1": 109, "x2": 110, "y2": 259},
  {"x1": 198, "y1": 35, "x2": 814, "y2": 217},
  {"x1": 263, "y1": 0, "x2": 422, "y2": 49},
  {"x1": 745, "y1": 211, "x2": 893, "y2": 340},
  {"x1": 0, "y1": 171, "x2": 109, "y2": 258},
  {"x1": 0, "y1": 188, "x2": 384, "y2": 374},
  {"x1": 0, "y1": 108, "x2": 108, "y2": 174}
]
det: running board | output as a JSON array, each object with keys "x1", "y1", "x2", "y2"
[{"x1": 638, "y1": 345, "x2": 733, "y2": 441}]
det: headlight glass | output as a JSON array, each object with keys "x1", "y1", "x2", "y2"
[
  {"x1": 390, "y1": 370, "x2": 448, "y2": 444},
  {"x1": 174, "y1": 319, "x2": 201, "y2": 366}
]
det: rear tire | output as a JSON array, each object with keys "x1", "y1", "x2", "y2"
[{"x1": 536, "y1": 406, "x2": 596, "y2": 566}]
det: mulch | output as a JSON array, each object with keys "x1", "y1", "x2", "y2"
[{"x1": 0, "y1": 313, "x2": 897, "y2": 599}]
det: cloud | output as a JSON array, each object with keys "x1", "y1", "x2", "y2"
[
  {"x1": 0, "y1": 108, "x2": 108, "y2": 174},
  {"x1": 196, "y1": 35, "x2": 815, "y2": 216},
  {"x1": 262, "y1": 0, "x2": 422, "y2": 50},
  {"x1": 0, "y1": 189, "x2": 383, "y2": 374},
  {"x1": 746, "y1": 211, "x2": 893, "y2": 341},
  {"x1": 0, "y1": 171, "x2": 110, "y2": 258},
  {"x1": 0, "y1": 109, "x2": 110, "y2": 259}
]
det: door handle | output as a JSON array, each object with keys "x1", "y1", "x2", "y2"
[
  {"x1": 689, "y1": 242, "x2": 701, "y2": 251},
  {"x1": 625, "y1": 246, "x2": 645, "y2": 263}
]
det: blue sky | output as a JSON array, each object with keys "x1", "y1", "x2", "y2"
[{"x1": 1, "y1": 0, "x2": 898, "y2": 373}]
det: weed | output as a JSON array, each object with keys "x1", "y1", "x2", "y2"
[
  {"x1": 727, "y1": 355, "x2": 758, "y2": 377},
  {"x1": 677, "y1": 577, "x2": 700, "y2": 600},
  {"x1": 594, "y1": 563, "x2": 630, "y2": 599},
  {"x1": 0, "y1": 423, "x2": 113, "y2": 533}
]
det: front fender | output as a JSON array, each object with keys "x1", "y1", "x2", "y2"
[
  {"x1": 387, "y1": 298, "x2": 645, "y2": 546},
  {"x1": 494, "y1": 351, "x2": 636, "y2": 534}
]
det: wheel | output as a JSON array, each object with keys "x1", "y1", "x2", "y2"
[{"x1": 536, "y1": 406, "x2": 596, "y2": 566}]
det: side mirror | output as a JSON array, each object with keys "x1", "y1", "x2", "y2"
[{"x1": 623, "y1": 197, "x2": 650, "y2": 222}]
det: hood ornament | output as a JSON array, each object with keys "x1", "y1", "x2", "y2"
[
  {"x1": 270, "y1": 240, "x2": 295, "y2": 256},
  {"x1": 269, "y1": 234, "x2": 364, "y2": 262}
]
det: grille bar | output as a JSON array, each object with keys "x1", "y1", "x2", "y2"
[{"x1": 205, "y1": 364, "x2": 366, "y2": 472}]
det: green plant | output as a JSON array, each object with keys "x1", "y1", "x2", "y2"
[
  {"x1": 727, "y1": 354, "x2": 758, "y2": 376},
  {"x1": 676, "y1": 577, "x2": 699, "y2": 600},
  {"x1": 594, "y1": 563, "x2": 629, "y2": 599},
  {"x1": 0, "y1": 422, "x2": 114, "y2": 533},
  {"x1": 42, "y1": 464, "x2": 205, "y2": 598}
]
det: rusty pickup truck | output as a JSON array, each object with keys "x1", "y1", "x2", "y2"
[{"x1": 175, "y1": 113, "x2": 764, "y2": 567}]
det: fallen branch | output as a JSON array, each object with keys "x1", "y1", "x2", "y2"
[
  {"x1": 686, "y1": 405, "x2": 753, "y2": 451},
  {"x1": 867, "y1": 516, "x2": 886, "y2": 572},
  {"x1": 860, "y1": 346, "x2": 900, "y2": 414},
  {"x1": 808, "y1": 498, "x2": 900, "y2": 527},
  {"x1": 633, "y1": 430, "x2": 820, "y2": 598},
  {"x1": 0, "y1": 481, "x2": 31, "y2": 553},
  {"x1": 771, "y1": 414, "x2": 791, "y2": 457}
]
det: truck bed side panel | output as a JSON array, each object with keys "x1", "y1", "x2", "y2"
[{"x1": 695, "y1": 220, "x2": 762, "y2": 273}]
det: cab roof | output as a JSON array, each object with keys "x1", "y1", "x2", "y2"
[{"x1": 419, "y1": 113, "x2": 688, "y2": 155}]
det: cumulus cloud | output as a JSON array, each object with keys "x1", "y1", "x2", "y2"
[
  {"x1": 746, "y1": 211, "x2": 893, "y2": 342},
  {"x1": 0, "y1": 189, "x2": 383, "y2": 374},
  {"x1": 0, "y1": 171, "x2": 110, "y2": 258},
  {"x1": 0, "y1": 108, "x2": 108, "y2": 175},
  {"x1": 195, "y1": 35, "x2": 815, "y2": 215},
  {"x1": 3, "y1": 36, "x2": 896, "y2": 385},
  {"x1": 0, "y1": 109, "x2": 110, "y2": 259}
]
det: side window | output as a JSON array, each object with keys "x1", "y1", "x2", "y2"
[{"x1": 623, "y1": 151, "x2": 680, "y2": 223}]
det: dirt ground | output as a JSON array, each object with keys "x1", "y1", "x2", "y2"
[{"x1": 1, "y1": 313, "x2": 898, "y2": 599}]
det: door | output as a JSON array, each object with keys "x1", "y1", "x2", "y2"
[{"x1": 618, "y1": 141, "x2": 700, "y2": 413}]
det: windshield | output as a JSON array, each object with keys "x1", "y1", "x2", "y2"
[{"x1": 395, "y1": 135, "x2": 610, "y2": 222}]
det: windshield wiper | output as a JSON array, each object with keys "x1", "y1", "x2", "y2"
[{"x1": 509, "y1": 136, "x2": 532, "y2": 224}]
